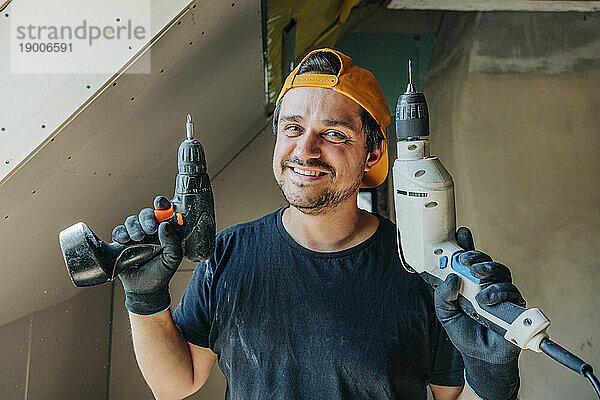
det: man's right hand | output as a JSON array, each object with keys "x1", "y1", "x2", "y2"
[{"x1": 112, "y1": 195, "x2": 183, "y2": 315}]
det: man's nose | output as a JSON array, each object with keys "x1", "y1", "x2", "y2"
[{"x1": 294, "y1": 130, "x2": 322, "y2": 159}]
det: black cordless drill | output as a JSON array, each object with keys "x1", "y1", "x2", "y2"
[{"x1": 59, "y1": 114, "x2": 216, "y2": 287}]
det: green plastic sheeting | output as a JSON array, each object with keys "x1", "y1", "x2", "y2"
[{"x1": 336, "y1": 33, "x2": 436, "y2": 112}]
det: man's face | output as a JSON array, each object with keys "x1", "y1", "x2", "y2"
[{"x1": 273, "y1": 87, "x2": 373, "y2": 215}]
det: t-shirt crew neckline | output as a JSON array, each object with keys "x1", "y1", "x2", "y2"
[{"x1": 275, "y1": 206, "x2": 384, "y2": 259}]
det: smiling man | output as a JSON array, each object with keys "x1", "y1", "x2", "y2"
[{"x1": 114, "y1": 49, "x2": 522, "y2": 400}]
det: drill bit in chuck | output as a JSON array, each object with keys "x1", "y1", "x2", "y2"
[
  {"x1": 396, "y1": 60, "x2": 429, "y2": 139},
  {"x1": 186, "y1": 114, "x2": 194, "y2": 140}
]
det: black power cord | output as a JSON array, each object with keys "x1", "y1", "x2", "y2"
[
  {"x1": 540, "y1": 338, "x2": 600, "y2": 398},
  {"x1": 585, "y1": 369, "x2": 600, "y2": 398}
]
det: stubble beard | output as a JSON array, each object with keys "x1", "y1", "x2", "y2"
[{"x1": 276, "y1": 163, "x2": 364, "y2": 216}]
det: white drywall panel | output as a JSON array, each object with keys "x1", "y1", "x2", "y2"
[
  {"x1": 211, "y1": 122, "x2": 287, "y2": 230},
  {"x1": 26, "y1": 284, "x2": 112, "y2": 400},
  {"x1": 0, "y1": 0, "x2": 191, "y2": 184},
  {"x1": 0, "y1": 0, "x2": 264, "y2": 326},
  {"x1": 0, "y1": 314, "x2": 30, "y2": 400}
]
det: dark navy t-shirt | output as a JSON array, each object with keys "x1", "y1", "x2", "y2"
[{"x1": 173, "y1": 208, "x2": 464, "y2": 399}]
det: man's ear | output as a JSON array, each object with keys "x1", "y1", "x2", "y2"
[{"x1": 364, "y1": 139, "x2": 386, "y2": 172}]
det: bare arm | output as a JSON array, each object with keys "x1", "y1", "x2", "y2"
[
  {"x1": 430, "y1": 384, "x2": 463, "y2": 400},
  {"x1": 457, "y1": 385, "x2": 480, "y2": 400},
  {"x1": 129, "y1": 309, "x2": 217, "y2": 400},
  {"x1": 430, "y1": 383, "x2": 483, "y2": 400}
]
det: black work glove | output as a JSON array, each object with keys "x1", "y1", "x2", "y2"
[
  {"x1": 112, "y1": 195, "x2": 183, "y2": 315},
  {"x1": 435, "y1": 227, "x2": 523, "y2": 400}
]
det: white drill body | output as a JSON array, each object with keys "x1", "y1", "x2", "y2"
[
  {"x1": 393, "y1": 138, "x2": 458, "y2": 274},
  {"x1": 392, "y1": 129, "x2": 550, "y2": 353}
]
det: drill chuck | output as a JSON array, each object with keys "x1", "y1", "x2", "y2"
[
  {"x1": 176, "y1": 139, "x2": 208, "y2": 191},
  {"x1": 396, "y1": 60, "x2": 429, "y2": 139}
]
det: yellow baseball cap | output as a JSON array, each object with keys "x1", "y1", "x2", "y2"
[{"x1": 276, "y1": 48, "x2": 390, "y2": 188}]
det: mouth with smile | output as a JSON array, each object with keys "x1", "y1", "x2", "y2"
[
  {"x1": 280, "y1": 157, "x2": 335, "y2": 183},
  {"x1": 289, "y1": 166, "x2": 327, "y2": 181}
]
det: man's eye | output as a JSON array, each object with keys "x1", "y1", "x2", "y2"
[
  {"x1": 284, "y1": 125, "x2": 302, "y2": 135},
  {"x1": 324, "y1": 131, "x2": 347, "y2": 142}
]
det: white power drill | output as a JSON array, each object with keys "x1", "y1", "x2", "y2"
[{"x1": 392, "y1": 61, "x2": 599, "y2": 395}]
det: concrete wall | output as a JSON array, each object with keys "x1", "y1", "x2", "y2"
[{"x1": 426, "y1": 12, "x2": 600, "y2": 399}]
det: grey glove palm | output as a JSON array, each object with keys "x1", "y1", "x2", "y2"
[
  {"x1": 435, "y1": 227, "x2": 523, "y2": 400},
  {"x1": 112, "y1": 196, "x2": 183, "y2": 315}
]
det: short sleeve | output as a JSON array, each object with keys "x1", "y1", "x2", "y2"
[
  {"x1": 172, "y1": 259, "x2": 214, "y2": 348},
  {"x1": 430, "y1": 320, "x2": 465, "y2": 387}
]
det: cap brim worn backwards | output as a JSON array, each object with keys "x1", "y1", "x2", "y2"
[{"x1": 276, "y1": 48, "x2": 390, "y2": 188}]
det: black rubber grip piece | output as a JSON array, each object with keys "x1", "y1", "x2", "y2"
[
  {"x1": 420, "y1": 271, "x2": 527, "y2": 338},
  {"x1": 458, "y1": 295, "x2": 508, "y2": 337},
  {"x1": 478, "y1": 300, "x2": 528, "y2": 326},
  {"x1": 419, "y1": 271, "x2": 443, "y2": 288}
]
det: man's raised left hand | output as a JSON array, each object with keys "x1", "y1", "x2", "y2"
[{"x1": 434, "y1": 227, "x2": 523, "y2": 400}]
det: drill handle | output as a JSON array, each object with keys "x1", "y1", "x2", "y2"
[
  {"x1": 108, "y1": 213, "x2": 181, "y2": 278},
  {"x1": 445, "y1": 250, "x2": 551, "y2": 352},
  {"x1": 109, "y1": 239, "x2": 162, "y2": 278},
  {"x1": 457, "y1": 290, "x2": 548, "y2": 349},
  {"x1": 110, "y1": 195, "x2": 215, "y2": 278}
]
